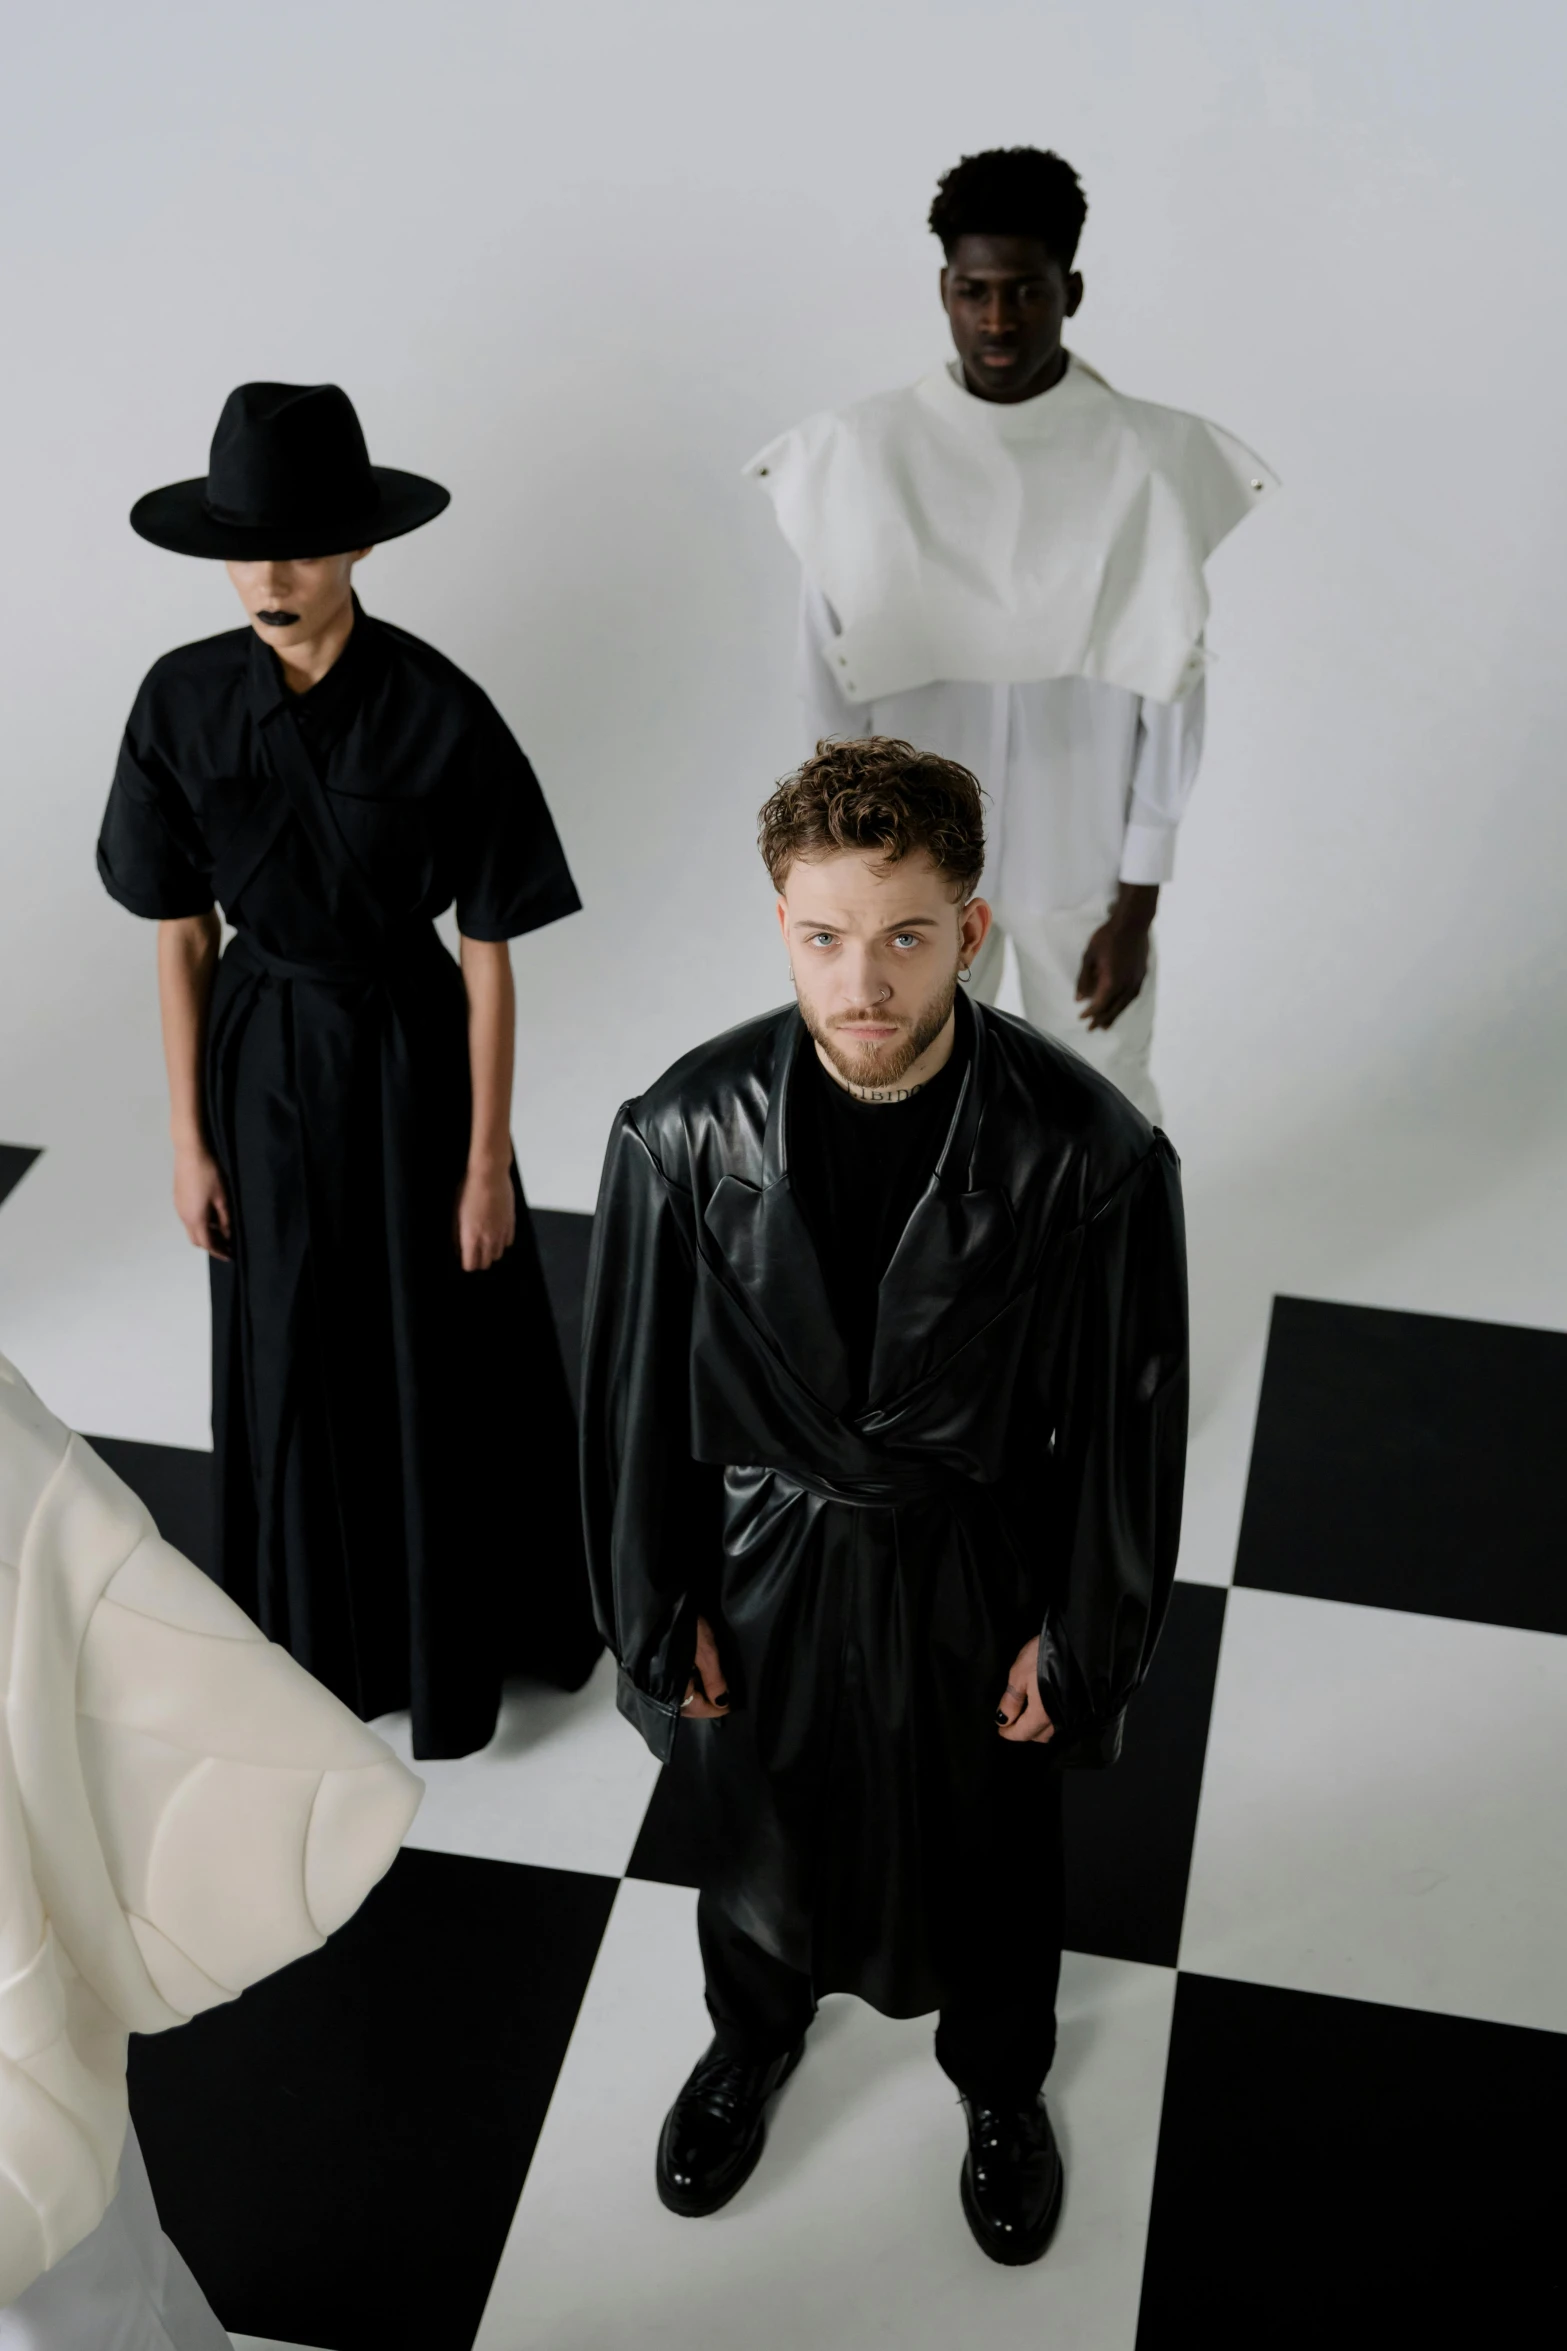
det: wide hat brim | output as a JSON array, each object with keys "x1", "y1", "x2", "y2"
[{"x1": 129, "y1": 466, "x2": 450, "y2": 559}]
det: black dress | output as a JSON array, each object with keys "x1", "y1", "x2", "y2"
[
  {"x1": 581, "y1": 992, "x2": 1188, "y2": 2015},
  {"x1": 98, "y1": 600, "x2": 601, "y2": 1758}
]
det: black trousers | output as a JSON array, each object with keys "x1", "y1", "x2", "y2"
[{"x1": 699, "y1": 1771, "x2": 1064, "y2": 2106}]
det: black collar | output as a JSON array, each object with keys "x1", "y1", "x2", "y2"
[
  {"x1": 245, "y1": 590, "x2": 381, "y2": 730},
  {"x1": 763, "y1": 982, "x2": 985, "y2": 1194},
  {"x1": 705, "y1": 988, "x2": 1009, "y2": 1419}
]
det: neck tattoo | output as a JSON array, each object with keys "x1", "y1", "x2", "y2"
[{"x1": 842, "y1": 1078, "x2": 924, "y2": 1106}]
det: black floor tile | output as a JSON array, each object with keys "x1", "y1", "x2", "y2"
[
  {"x1": 1235, "y1": 1294, "x2": 1567, "y2": 1635},
  {"x1": 1137, "y1": 1973, "x2": 1567, "y2": 2345},
  {"x1": 84, "y1": 1433, "x2": 214, "y2": 1574},
  {"x1": 624, "y1": 1714, "x2": 714, "y2": 1890},
  {"x1": 531, "y1": 1206, "x2": 592, "y2": 1412},
  {"x1": 130, "y1": 1846, "x2": 617, "y2": 2351},
  {"x1": 628, "y1": 1585, "x2": 1226, "y2": 1970},
  {"x1": 0, "y1": 1143, "x2": 41, "y2": 1211},
  {"x1": 1062, "y1": 1581, "x2": 1226, "y2": 1967}
]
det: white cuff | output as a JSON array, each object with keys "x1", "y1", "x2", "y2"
[{"x1": 1119, "y1": 821, "x2": 1178, "y2": 887}]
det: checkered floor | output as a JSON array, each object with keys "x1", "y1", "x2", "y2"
[{"x1": 3, "y1": 1151, "x2": 1563, "y2": 2348}]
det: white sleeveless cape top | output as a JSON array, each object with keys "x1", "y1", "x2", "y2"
[{"x1": 745, "y1": 356, "x2": 1277, "y2": 706}]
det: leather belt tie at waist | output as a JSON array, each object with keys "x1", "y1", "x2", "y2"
[{"x1": 756, "y1": 1458, "x2": 974, "y2": 1511}]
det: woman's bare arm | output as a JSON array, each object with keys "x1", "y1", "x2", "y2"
[
  {"x1": 456, "y1": 934, "x2": 517, "y2": 1272},
  {"x1": 157, "y1": 912, "x2": 230, "y2": 1258}
]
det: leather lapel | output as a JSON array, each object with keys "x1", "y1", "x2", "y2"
[
  {"x1": 864, "y1": 1182, "x2": 1019, "y2": 1410},
  {"x1": 864, "y1": 995, "x2": 1020, "y2": 1409},
  {"x1": 700, "y1": 1013, "x2": 852, "y2": 1415}
]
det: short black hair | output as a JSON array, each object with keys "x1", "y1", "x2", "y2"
[{"x1": 928, "y1": 146, "x2": 1088, "y2": 267}]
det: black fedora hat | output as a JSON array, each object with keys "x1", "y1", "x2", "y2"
[{"x1": 130, "y1": 382, "x2": 450, "y2": 559}]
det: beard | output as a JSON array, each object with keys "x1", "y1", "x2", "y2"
[{"x1": 800, "y1": 969, "x2": 959, "y2": 1094}]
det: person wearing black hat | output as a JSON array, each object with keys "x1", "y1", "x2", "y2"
[{"x1": 97, "y1": 382, "x2": 601, "y2": 1761}]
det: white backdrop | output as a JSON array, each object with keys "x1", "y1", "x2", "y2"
[{"x1": 3, "y1": 0, "x2": 1566, "y2": 1511}]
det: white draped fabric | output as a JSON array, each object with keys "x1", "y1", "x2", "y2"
[{"x1": 0, "y1": 1353, "x2": 422, "y2": 2306}]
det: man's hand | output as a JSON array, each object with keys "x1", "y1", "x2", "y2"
[
  {"x1": 996, "y1": 1635, "x2": 1054, "y2": 1743},
  {"x1": 456, "y1": 1160, "x2": 516, "y2": 1272},
  {"x1": 681, "y1": 1613, "x2": 731, "y2": 1721},
  {"x1": 1075, "y1": 883, "x2": 1158, "y2": 1032},
  {"x1": 173, "y1": 1142, "x2": 232, "y2": 1261}
]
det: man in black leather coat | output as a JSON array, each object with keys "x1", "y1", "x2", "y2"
[{"x1": 581, "y1": 736, "x2": 1188, "y2": 2264}]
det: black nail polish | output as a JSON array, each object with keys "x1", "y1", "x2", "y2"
[{"x1": 995, "y1": 1708, "x2": 1009, "y2": 1726}]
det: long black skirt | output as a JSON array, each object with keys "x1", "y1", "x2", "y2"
[{"x1": 206, "y1": 927, "x2": 599, "y2": 1759}]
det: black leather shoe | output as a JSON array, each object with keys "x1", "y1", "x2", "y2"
[
  {"x1": 656, "y1": 2037, "x2": 805, "y2": 2216},
  {"x1": 959, "y1": 2094, "x2": 1064, "y2": 2265}
]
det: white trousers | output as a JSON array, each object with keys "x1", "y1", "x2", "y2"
[
  {"x1": 0, "y1": 2127, "x2": 230, "y2": 2351},
  {"x1": 969, "y1": 898, "x2": 1162, "y2": 1126}
]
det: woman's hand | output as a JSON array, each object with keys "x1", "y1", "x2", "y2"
[
  {"x1": 456, "y1": 1159, "x2": 516, "y2": 1272},
  {"x1": 172, "y1": 1142, "x2": 232, "y2": 1260}
]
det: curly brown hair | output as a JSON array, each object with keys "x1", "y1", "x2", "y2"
[{"x1": 758, "y1": 737, "x2": 987, "y2": 898}]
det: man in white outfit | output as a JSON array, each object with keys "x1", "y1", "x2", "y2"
[{"x1": 749, "y1": 145, "x2": 1276, "y2": 1123}]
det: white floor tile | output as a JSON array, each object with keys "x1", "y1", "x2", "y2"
[
  {"x1": 475, "y1": 1879, "x2": 1174, "y2": 2351},
  {"x1": 372, "y1": 1652, "x2": 661, "y2": 1881},
  {"x1": 0, "y1": 1104, "x2": 212, "y2": 1449},
  {"x1": 1173, "y1": 1332, "x2": 1263, "y2": 1589},
  {"x1": 229, "y1": 2338, "x2": 328, "y2": 2350},
  {"x1": 1180, "y1": 1587, "x2": 1567, "y2": 2032}
]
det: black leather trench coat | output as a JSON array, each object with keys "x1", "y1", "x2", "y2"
[{"x1": 581, "y1": 995, "x2": 1188, "y2": 2015}]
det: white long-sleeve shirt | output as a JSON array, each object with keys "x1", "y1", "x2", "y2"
[{"x1": 799, "y1": 577, "x2": 1205, "y2": 923}]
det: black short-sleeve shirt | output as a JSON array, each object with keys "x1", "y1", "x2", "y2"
[{"x1": 96, "y1": 598, "x2": 581, "y2": 964}]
